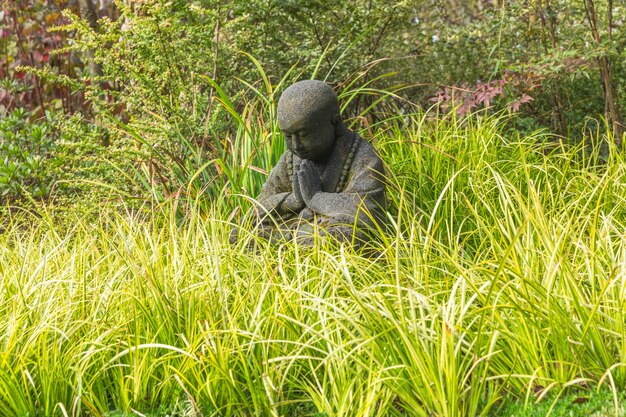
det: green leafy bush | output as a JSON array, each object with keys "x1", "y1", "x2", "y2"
[
  {"x1": 0, "y1": 107, "x2": 136, "y2": 206},
  {"x1": 0, "y1": 108, "x2": 61, "y2": 201}
]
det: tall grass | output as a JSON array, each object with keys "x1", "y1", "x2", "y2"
[{"x1": 1, "y1": 111, "x2": 625, "y2": 417}]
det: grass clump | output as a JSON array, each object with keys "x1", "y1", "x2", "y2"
[
  {"x1": 490, "y1": 388, "x2": 626, "y2": 417},
  {"x1": 1, "y1": 111, "x2": 625, "y2": 417}
]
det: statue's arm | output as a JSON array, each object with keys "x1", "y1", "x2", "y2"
[{"x1": 306, "y1": 156, "x2": 386, "y2": 225}]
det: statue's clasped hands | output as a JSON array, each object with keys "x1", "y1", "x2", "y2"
[{"x1": 292, "y1": 159, "x2": 321, "y2": 216}]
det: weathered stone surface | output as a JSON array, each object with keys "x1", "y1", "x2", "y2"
[{"x1": 232, "y1": 80, "x2": 387, "y2": 248}]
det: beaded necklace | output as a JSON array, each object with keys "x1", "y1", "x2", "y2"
[{"x1": 335, "y1": 133, "x2": 359, "y2": 192}]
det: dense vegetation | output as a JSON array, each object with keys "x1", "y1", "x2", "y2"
[
  {"x1": 1, "y1": 1, "x2": 626, "y2": 416},
  {"x1": 2, "y1": 0, "x2": 625, "y2": 204},
  {"x1": 2, "y1": 113, "x2": 626, "y2": 416}
]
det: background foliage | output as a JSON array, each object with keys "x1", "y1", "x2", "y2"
[{"x1": 1, "y1": 0, "x2": 625, "y2": 203}]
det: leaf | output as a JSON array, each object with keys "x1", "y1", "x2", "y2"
[{"x1": 519, "y1": 94, "x2": 533, "y2": 104}]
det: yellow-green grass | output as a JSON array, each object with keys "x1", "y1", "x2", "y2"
[{"x1": 1, "y1": 113, "x2": 625, "y2": 417}]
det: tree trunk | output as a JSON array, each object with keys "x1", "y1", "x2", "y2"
[
  {"x1": 78, "y1": 0, "x2": 102, "y2": 77},
  {"x1": 584, "y1": 0, "x2": 623, "y2": 147}
]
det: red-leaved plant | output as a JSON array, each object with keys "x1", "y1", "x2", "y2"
[
  {"x1": 0, "y1": 0, "x2": 89, "y2": 117},
  {"x1": 430, "y1": 71, "x2": 533, "y2": 117}
]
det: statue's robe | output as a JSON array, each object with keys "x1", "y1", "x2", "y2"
[{"x1": 254, "y1": 130, "x2": 387, "y2": 245}]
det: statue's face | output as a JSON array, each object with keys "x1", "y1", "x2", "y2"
[{"x1": 279, "y1": 110, "x2": 336, "y2": 162}]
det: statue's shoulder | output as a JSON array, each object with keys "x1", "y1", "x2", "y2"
[
  {"x1": 264, "y1": 150, "x2": 294, "y2": 183},
  {"x1": 271, "y1": 149, "x2": 293, "y2": 168},
  {"x1": 351, "y1": 132, "x2": 383, "y2": 167}
]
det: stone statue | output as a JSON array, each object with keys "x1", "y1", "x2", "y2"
[{"x1": 232, "y1": 80, "x2": 387, "y2": 247}]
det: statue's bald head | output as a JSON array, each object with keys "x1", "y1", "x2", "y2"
[
  {"x1": 277, "y1": 80, "x2": 342, "y2": 161},
  {"x1": 277, "y1": 80, "x2": 340, "y2": 129}
]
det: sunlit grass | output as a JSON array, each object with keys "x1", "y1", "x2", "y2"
[{"x1": 1, "y1": 112, "x2": 625, "y2": 416}]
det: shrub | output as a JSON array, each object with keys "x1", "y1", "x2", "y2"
[
  {"x1": 0, "y1": 108, "x2": 61, "y2": 201},
  {"x1": 0, "y1": 0, "x2": 89, "y2": 116}
]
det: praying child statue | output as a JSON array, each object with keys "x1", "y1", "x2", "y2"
[{"x1": 233, "y1": 80, "x2": 387, "y2": 247}]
